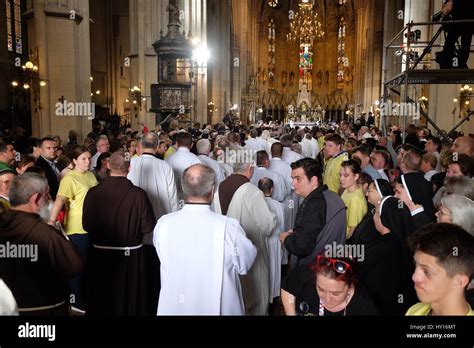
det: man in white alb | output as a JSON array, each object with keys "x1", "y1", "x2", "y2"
[
  {"x1": 154, "y1": 164, "x2": 257, "y2": 315},
  {"x1": 128, "y1": 132, "x2": 179, "y2": 220}
]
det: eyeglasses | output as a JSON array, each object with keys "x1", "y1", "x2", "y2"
[{"x1": 317, "y1": 255, "x2": 352, "y2": 274}]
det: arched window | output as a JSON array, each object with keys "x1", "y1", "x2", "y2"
[
  {"x1": 338, "y1": 0, "x2": 347, "y2": 5},
  {"x1": 337, "y1": 16, "x2": 346, "y2": 88},
  {"x1": 268, "y1": 19, "x2": 276, "y2": 86},
  {"x1": 5, "y1": 0, "x2": 22, "y2": 53},
  {"x1": 299, "y1": 43, "x2": 313, "y2": 91}
]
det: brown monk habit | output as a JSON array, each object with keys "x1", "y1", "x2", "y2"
[{"x1": 218, "y1": 174, "x2": 250, "y2": 215}]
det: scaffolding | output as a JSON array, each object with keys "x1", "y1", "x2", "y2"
[{"x1": 382, "y1": 18, "x2": 474, "y2": 141}]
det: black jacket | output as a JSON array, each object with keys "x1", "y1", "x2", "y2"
[{"x1": 35, "y1": 156, "x2": 59, "y2": 200}]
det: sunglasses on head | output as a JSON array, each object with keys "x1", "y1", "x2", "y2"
[{"x1": 317, "y1": 255, "x2": 352, "y2": 274}]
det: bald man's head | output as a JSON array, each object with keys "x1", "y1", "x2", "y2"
[{"x1": 452, "y1": 136, "x2": 474, "y2": 157}]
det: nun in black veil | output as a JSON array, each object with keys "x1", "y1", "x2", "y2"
[
  {"x1": 355, "y1": 179, "x2": 417, "y2": 315},
  {"x1": 397, "y1": 172, "x2": 436, "y2": 224}
]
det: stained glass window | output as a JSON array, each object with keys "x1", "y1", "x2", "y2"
[
  {"x1": 5, "y1": 0, "x2": 22, "y2": 53},
  {"x1": 299, "y1": 43, "x2": 313, "y2": 91},
  {"x1": 268, "y1": 19, "x2": 276, "y2": 87},
  {"x1": 6, "y1": 0, "x2": 13, "y2": 51},
  {"x1": 337, "y1": 17, "x2": 347, "y2": 88},
  {"x1": 13, "y1": 0, "x2": 22, "y2": 53}
]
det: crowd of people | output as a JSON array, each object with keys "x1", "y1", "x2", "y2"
[{"x1": 0, "y1": 118, "x2": 473, "y2": 316}]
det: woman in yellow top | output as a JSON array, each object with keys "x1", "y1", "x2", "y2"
[
  {"x1": 49, "y1": 146, "x2": 98, "y2": 314},
  {"x1": 339, "y1": 160, "x2": 367, "y2": 239},
  {"x1": 406, "y1": 223, "x2": 474, "y2": 316}
]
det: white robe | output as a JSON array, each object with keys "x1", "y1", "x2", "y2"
[
  {"x1": 245, "y1": 138, "x2": 267, "y2": 153},
  {"x1": 268, "y1": 157, "x2": 298, "y2": 264},
  {"x1": 198, "y1": 155, "x2": 226, "y2": 186},
  {"x1": 0, "y1": 279, "x2": 18, "y2": 315},
  {"x1": 128, "y1": 154, "x2": 179, "y2": 220},
  {"x1": 309, "y1": 137, "x2": 321, "y2": 158},
  {"x1": 154, "y1": 205, "x2": 257, "y2": 315},
  {"x1": 219, "y1": 162, "x2": 234, "y2": 178},
  {"x1": 282, "y1": 147, "x2": 303, "y2": 166},
  {"x1": 214, "y1": 182, "x2": 276, "y2": 315},
  {"x1": 165, "y1": 147, "x2": 202, "y2": 201},
  {"x1": 264, "y1": 197, "x2": 285, "y2": 301},
  {"x1": 300, "y1": 140, "x2": 313, "y2": 158},
  {"x1": 250, "y1": 167, "x2": 289, "y2": 203}
]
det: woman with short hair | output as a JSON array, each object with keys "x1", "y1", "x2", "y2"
[{"x1": 437, "y1": 194, "x2": 474, "y2": 235}]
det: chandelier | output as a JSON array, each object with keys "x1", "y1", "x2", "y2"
[{"x1": 287, "y1": 0, "x2": 324, "y2": 44}]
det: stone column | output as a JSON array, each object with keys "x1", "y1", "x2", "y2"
[
  {"x1": 26, "y1": 0, "x2": 92, "y2": 141},
  {"x1": 128, "y1": 0, "x2": 166, "y2": 131}
]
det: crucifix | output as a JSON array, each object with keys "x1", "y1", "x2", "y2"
[{"x1": 58, "y1": 96, "x2": 66, "y2": 103}]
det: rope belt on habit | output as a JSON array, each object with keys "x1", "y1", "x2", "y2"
[
  {"x1": 93, "y1": 244, "x2": 143, "y2": 256},
  {"x1": 18, "y1": 300, "x2": 66, "y2": 312}
]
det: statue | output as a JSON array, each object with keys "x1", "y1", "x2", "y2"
[{"x1": 167, "y1": 0, "x2": 181, "y2": 25}]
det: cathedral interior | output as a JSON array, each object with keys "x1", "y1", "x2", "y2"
[{"x1": 0, "y1": 0, "x2": 473, "y2": 141}]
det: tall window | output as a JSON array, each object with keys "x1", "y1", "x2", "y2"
[
  {"x1": 5, "y1": 0, "x2": 22, "y2": 53},
  {"x1": 299, "y1": 43, "x2": 313, "y2": 91},
  {"x1": 268, "y1": 19, "x2": 276, "y2": 87},
  {"x1": 337, "y1": 16, "x2": 346, "y2": 88}
]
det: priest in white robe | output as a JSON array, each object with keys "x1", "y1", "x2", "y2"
[
  {"x1": 165, "y1": 132, "x2": 202, "y2": 202},
  {"x1": 245, "y1": 130, "x2": 267, "y2": 153},
  {"x1": 214, "y1": 151, "x2": 276, "y2": 315},
  {"x1": 196, "y1": 139, "x2": 226, "y2": 186},
  {"x1": 280, "y1": 135, "x2": 303, "y2": 165},
  {"x1": 257, "y1": 178, "x2": 285, "y2": 303},
  {"x1": 250, "y1": 151, "x2": 288, "y2": 203},
  {"x1": 128, "y1": 132, "x2": 179, "y2": 220},
  {"x1": 154, "y1": 164, "x2": 256, "y2": 315}
]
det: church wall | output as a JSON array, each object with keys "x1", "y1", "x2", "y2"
[{"x1": 26, "y1": 0, "x2": 92, "y2": 141}]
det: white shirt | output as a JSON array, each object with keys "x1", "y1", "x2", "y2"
[
  {"x1": 154, "y1": 204, "x2": 257, "y2": 315},
  {"x1": 424, "y1": 169, "x2": 438, "y2": 182},
  {"x1": 165, "y1": 147, "x2": 202, "y2": 200},
  {"x1": 251, "y1": 167, "x2": 289, "y2": 203},
  {"x1": 378, "y1": 169, "x2": 390, "y2": 182},
  {"x1": 128, "y1": 154, "x2": 179, "y2": 220},
  {"x1": 281, "y1": 147, "x2": 303, "y2": 166},
  {"x1": 90, "y1": 151, "x2": 102, "y2": 170}
]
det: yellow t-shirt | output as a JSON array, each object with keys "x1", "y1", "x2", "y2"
[
  {"x1": 58, "y1": 170, "x2": 98, "y2": 235},
  {"x1": 317, "y1": 136, "x2": 325, "y2": 153},
  {"x1": 406, "y1": 302, "x2": 474, "y2": 316},
  {"x1": 164, "y1": 146, "x2": 176, "y2": 160},
  {"x1": 323, "y1": 152, "x2": 349, "y2": 193},
  {"x1": 341, "y1": 187, "x2": 368, "y2": 238}
]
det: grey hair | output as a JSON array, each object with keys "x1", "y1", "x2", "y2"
[
  {"x1": 445, "y1": 176, "x2": 474, "y2": 201},
  {"x1": 196, "y1": 139, "x2": 211, "y2": 155},
  {"x1": 232, "y1": 151, "x2": 255, "y2": 174},
  {"x1": 140, "y1": 132, "x2": 159, "y2": 149},
  {"x1": 9, "y1": 173, "x2": 48, "y2": 207},
  {"x1": 182, "y1": 164, "x2": 216, "y2": 199},
  {"x1": 441, "y1": 193, "x2": 474, "y2": 236},
  {"x1": 280, "y1": 134, "x2": 293, "y2": 148}
]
